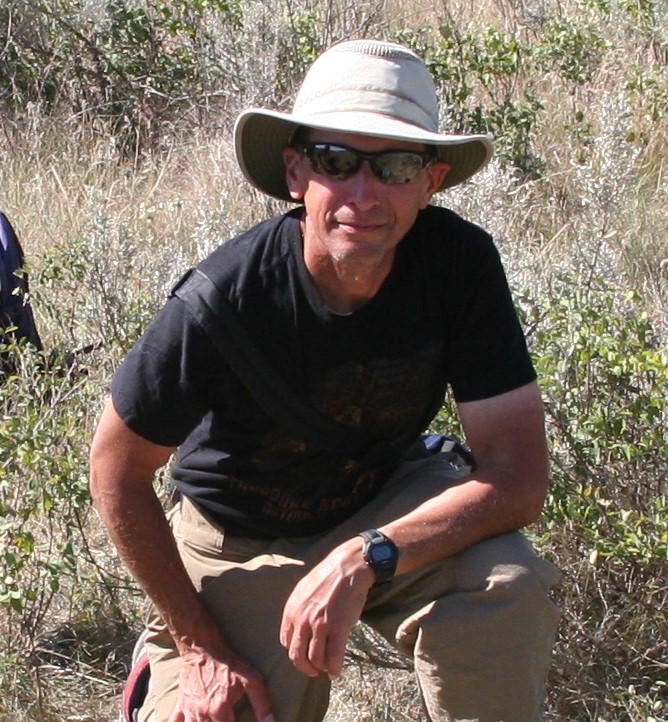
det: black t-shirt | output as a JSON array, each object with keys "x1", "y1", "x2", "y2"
[{"x1": 112, "y1": 205, "x2": 535, "y2": 537}]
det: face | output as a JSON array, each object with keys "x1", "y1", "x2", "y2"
[{"x1": 283, "y1": 131, "x2": 450, "y2": 272}]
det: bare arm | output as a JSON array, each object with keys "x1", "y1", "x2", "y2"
[
  {"x1": 384, "y1": 380, "x2": 549, "y2": 574},
  {"x1": 280, "y1": 381, "x2": 549, "y2": 679},
  {"x1": 89, "y1": 398, "x2": 274, "y2": 722}
]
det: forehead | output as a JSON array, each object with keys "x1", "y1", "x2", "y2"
[{"x1": 301, "y1": 129, "x2": 429, "y2": 154}]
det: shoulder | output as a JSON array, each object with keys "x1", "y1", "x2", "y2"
[
  {"x1": 415, "y1": 204, "x2": 495, "y2": 250},
  {"x1": 404, "y1": 205, "x2": 500, "y2": 276},
  {"x1": 197, "y1": 211, "x2": 301, "y2": 295}
]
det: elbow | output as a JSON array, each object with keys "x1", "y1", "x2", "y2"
[
  {"x1": 520, "y1": 496, "x2": 547, "y2": 528},
  {"x1": 88, "y1": 418, "x2": 120, "y2": 512},
  {"x1": 88, "y1": 438, "x2": 106, "y2": 510},
  {"x1": 513, "y1": 467, "x2": 550, "y2": 528}
]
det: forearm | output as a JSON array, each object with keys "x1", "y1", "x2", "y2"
[
  {"x1": 92, "y1": 479, "x2": 224, "y2": 652},
  {"x1": 89, "y1": 399, "x2": 226, "y2": 654},
  {"x1": 278, "y1": 464, "x2": 542, "y2": 680},
  {"x1": 92, "y1": 472, "x2": 275, "y2": 721},
  {"x1": 380, "y1": 465, "x2": 545, "y2": 577},
  {"x1": 328, "y1": 382, "x2": 551, "y2": 582},
  {"x1": 90, "y1": 402, "x2": 276, "y2": 720}
]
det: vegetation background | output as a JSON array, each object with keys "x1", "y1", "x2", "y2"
[{"x1": 0, "y1": 0, "x2": 666, "y2": 720}]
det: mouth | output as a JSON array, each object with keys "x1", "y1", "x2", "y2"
[{"x1": 336, "y1": 218, "x2": 385, "y2": 233}]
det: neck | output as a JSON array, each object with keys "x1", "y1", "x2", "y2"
[
  {"x1": 299, "y1": 213, "x2": 398, "y2": 313},
  {"x1": 308, "y1": 256, "x2": 394, "y2": 313}
]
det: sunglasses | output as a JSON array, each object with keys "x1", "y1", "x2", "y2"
[{"x1": 296, "y1": 143, "x2": 436, "y2": 185}]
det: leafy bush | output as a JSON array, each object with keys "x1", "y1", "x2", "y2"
[
  {"x1": 524, "y1": 278, "x2": 667, "y2": 722},
  {"x1": 33, "y1": 214, "x2": 179, "y2": 355},
  {"x1": 395, "y1": 18, "x2": 607, "y2": 178},
  {"x1": 0, "y1": 0, "x2": 244, "y2": 152},
  {"x1": 0, "y1": 341, "x2": 135, "y2": 718},
  {"x1": 433, "y1": 275, "x2": 667, "y2": 721}
]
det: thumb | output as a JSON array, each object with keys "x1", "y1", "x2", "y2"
[{"x1": 246, "y1": 678, "x2": 276, "y2": 722}]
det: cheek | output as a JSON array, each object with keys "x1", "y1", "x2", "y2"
[
  {"x1": 414, "y1": 187, "x2": 435, "y2": 210},
  {"x1": 389, "y1": 186, "x2": 429, "y2": 220},
  {"x1": 303, "y1": 182, "x2": 340, "y2": 215},
  {"x1": 411, "y1": 176, "x2": 435, "y2": 209}
]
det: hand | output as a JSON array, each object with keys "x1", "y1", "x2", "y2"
[
  {"x1": 279, "y1": 539, "x2": 374, "y2": 680},
  {"x1": 168, "y1": 644, "x2": 275, "y2": 722}
]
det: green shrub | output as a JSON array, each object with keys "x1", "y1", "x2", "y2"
[
  {"x1": 396, "y1": 20, "x2": 603, "y2": 178},
  {"x1": 528, "y1": 279, "x2": 666, "y2": 552},
  {"x1": 0, "y1": 0, "x2": 244, "y2": 152},
  {"x1": 522, "y1": 276, "x2": 667, "y2": 721}
]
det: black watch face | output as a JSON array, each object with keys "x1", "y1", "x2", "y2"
[
  {"x1": 361, "y1": 533, "x2": 397, "y2": 584},
  {"x1": 371, "y1": 544, "x2": 395, "y2": 564}
]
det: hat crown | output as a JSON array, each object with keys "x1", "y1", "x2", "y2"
[{"x1": 293, "y1": 40, "x2": 439, "y2": 133}]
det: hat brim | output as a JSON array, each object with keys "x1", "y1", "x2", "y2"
[{"x1": 234, "y1": 108, "x2": 494, "y2": 202}]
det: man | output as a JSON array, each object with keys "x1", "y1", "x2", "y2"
[{"x1": 90, "y1": 39, "x2": 561, "y2": 722}]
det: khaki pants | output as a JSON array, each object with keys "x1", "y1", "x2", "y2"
[{"x1": 139, "y1": 455, "x2": 561, "y2": 722}]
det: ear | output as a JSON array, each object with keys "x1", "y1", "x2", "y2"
[
  {"x1": 283, "y1": 147, "x2": 306, "y2": 202},
  {"x1": 419, "y1": 162, "x2": 451, "y2": 209}
]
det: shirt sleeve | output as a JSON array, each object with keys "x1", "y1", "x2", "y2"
[
  {"x1": 444, "y1": 239, "x2": 536, "y2": 403},
  {"x1": 111, "y1": 296, "x2": 225, "y2": 446}
]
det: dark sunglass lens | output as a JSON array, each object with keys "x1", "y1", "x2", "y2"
[
  {"x1": 310, "y1": 146, "x2": 360, "y2": 179},
  {"x1": 372, "y1": 153, "x2": 426, "y2": 184},
  {"x1": 303, "y1": 144, "x2": 430, "y2": 184}
]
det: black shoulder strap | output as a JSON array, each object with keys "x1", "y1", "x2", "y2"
[{"x1": 171, "y1": 267, "x2": 374, "y2": 459}]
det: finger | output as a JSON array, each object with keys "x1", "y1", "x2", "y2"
[
  {"x1": 307, "y1": 627, "x2": 328, "y2": 673},
  {"x1": 287, "y1": 627, "x2": 320, "y2": 677},
  {"x1": 278, "y1": 615, "x2": 291, "y2": 649},
  {"x1": 245, "y1": 675, "x2": 277, "y2": 722},
  {"x1": 324, "y1": 627, "x2": 349, "y2": 679}
]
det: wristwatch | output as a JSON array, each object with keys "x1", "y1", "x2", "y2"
[{"x1": 359, "y1": 529, "x2": 399, "y2": 585}]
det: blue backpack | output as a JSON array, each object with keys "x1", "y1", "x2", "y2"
[{"x1": 0, "y1": 212, "x2": 42, "y2": 358}]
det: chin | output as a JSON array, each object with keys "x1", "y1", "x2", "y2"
[{"x1": 329, "y1": 242, "x2": 393, "y2": 266}]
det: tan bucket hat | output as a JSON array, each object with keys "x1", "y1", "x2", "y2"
[{"x1": 234, "y1": 39, "x2": 493, "y2": 202}]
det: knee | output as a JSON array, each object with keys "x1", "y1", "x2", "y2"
[
  {"x1": 392, "y1": 533, "x2": 561, "y2": 656},
  {"x1": 410, "y1": 540, "x2": 561, "y2": 722},
  {"x1": 413, "y1": 536, "x2": 561, "y2": 658},
  {"x1": 456, "y1": 532, "x2": 561, "y2": 600}
]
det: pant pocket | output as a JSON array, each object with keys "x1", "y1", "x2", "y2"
[{"x1": 171, "y1": 496, "x2": 226, "y2": 556}]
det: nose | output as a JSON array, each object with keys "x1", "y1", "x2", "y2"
[{"x1": 344, "y1": 160, "x2": 382, "y2": 208}]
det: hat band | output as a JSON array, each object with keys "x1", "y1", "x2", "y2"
[{"x1": 295, "y1": 89, "x2": 437, "y2": 133}]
